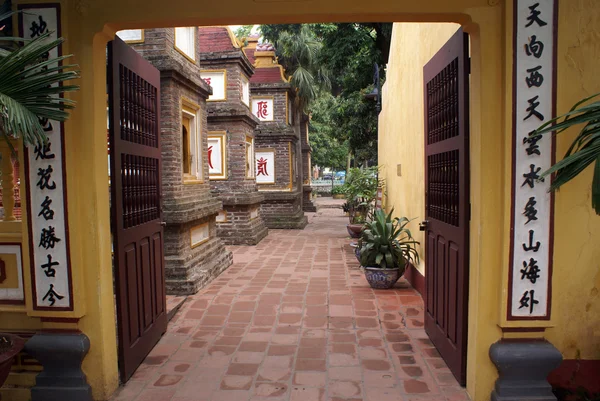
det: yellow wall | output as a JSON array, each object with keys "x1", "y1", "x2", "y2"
[
  {"x1": 543, "y1": 0, "x2": 600, "y2": 361},
  {"x1": 378, "y1": 22, "x2": 461, "y2": 275}
]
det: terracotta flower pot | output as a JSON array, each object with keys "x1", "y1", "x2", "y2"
[
  {"x1": 363, "y1": 266, "x2": 404, "y2": 289},
  {"x1": 346, "y1": 224, "x2": 363, "y2": 238},
  {"x1": 0, "y1": 334, "x2": 26, "y2": 387}
]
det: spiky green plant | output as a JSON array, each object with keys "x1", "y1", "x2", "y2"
[
  {"x1": 0, "y1": 11, "x2": 79, "y2": 148},
  {"x1": 359, "y1": 208, "x2": 420, "y2": 270},
  {"x1": 533, "y1": 92, "x2": 600, "y2": 215}
]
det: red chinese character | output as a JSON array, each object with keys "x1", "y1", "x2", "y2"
[
  {"x1": 208, "y1": 145, "x2": 214, "y2": 169},
  {"x1": 203, "y1": 77, "x2": 212, "y2": 86},
  {"x1": 257, "y1": 157, "x2": 268, "y2": 176},
  {"x1": 256, "y1": 101, "x2": 269, "y2": 119}
]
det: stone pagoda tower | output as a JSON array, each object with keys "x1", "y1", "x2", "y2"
[
  {"x1": 199, "y1": 27, "x2": 268, "y2": 245},
  {"x1": 124, "y1": 27, "x2": 233, "y2": 294},
  {"x1": 244, "y1": 38, "x2": 308, "y2": 229}
]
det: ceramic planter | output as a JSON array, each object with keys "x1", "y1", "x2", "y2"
[
  {"x1": 363, "y1": 266, "x2": 404, "y2": 289},
  {"x1": 0, "y1": 334, "x2": 26, "y2": 387},
  {"x1": 346, "y1": 224, "x2": 363, "y2": 238}
]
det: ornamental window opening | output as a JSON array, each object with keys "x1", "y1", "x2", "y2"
[
  {"x1": 175, "y1": 27, "x2": 196, "y2": 61},
  {"x1": 181, "y1": 104, "x2": 202, "y2": 181},
  {"x1": 246, "y1": 136, "x2": 255, "y2": 179}
]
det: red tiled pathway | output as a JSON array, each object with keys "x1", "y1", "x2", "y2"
[{"x1": 112, "y1": 203, "x2": 470, "y2": 401}]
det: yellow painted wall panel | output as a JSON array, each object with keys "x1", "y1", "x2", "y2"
[
  {"x1": 543, "y1": 0, "x2": 600, "y2": 361},
  {"x1": 378, "y1": 22, "x2": 460, "y2": 276}
]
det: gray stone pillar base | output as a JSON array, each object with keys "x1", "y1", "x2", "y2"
[
  {"x1": 490, "y1": 339, "x2": 562, "y2": 401},
  {"x1": 24, "y1": 332, "x2": 92, "y2": 401}
]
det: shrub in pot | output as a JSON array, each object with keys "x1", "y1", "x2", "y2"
[
  {"x1": 331, "y1": 185, "x2": 345, "y2": 199},
  {"x1": 359, "y1": 209, "x2": 420, "y2": 289}
]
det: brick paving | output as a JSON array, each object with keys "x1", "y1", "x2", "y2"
[{"x1": 112, "y1": 202, "x2": 470, "y2": 401}]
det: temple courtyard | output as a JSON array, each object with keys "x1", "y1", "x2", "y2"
[{"x1": 110, "y1": 200, "x2": 470, "y2": 401}]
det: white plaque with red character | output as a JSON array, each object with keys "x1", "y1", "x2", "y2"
[
  {"x1": 255, "y1": 150, "x2": 275, "y2": 184},
  {"x1": 252, "y1": 98, "x2": 274, "y2": 122},
  {"x1": 207, "y1": 132, "x2": 226, "y2": 179},
  {"x1": 201, "y1": 70, "x2": 226, "y2": 101}
]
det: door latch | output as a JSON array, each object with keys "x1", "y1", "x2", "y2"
[
  {"x1": 160, "y1": 221, "x2": 167, "y2": 227},
  {"x1": 419, "y1": 220, "x2": 429, "y2": 231}
]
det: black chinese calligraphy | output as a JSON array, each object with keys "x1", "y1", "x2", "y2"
[
  {"x1": 524, "y1": 96, "x2": 545, "y2": 121},
  {"x1": 525, "y1": 3, "x2": 548, "y2": 28},
  {"x1": 39, "y1": 226, "x2": 61, "y2": 249},
  {"x1": 34, "y1": 142, "x2": 56, "y2": 160},
  {"x1": 29, "y1": 15, "x2": 48, "y2": 38},
  {"x1": 522, "y1": 164, "x2": 545, "y2": 189},
  {"x1": 525, "y1": 66, "x2": 544, "y2": 88},
  {"x1": 42, "y1": 284, "x2": 64, "y2": 306},
  {"x1": 41, "y1": 254, "x2": 59, "y2": 277},
  {"x1": 524, "y1": 35, "x2": 544, "y2": 59},
  {"x1": 39, "y1": 117, "x2": 53, "y2": 132},
  {"x1": 521, "y1": 258, "x2": 541, "y2": 284},
  {"x1": 522, "y1": 229, "x2": 541, "y2": 252},
  {"x1": 519, "y1": 289, "x2": 540, "y2": 314},
  {"x1": 524, "y1": 196, "x2": 538, "y2": 225},
  {"x1": 523, "y1": 131, "x2": 542, "y2": 156},
  {"x1": 36, "y1": 165, "x2": 56, "y2": 190},
  {"x1": 38, "y1": 196, "x2": 55, "y2": 220}
]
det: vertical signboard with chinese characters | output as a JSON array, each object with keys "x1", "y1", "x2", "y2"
[
  {"x1": 509, "y1": 0, "x2": 557, "y2": 320},
  {"x1": 19, "y1": 4, "x2": 73, "y2": 311}
]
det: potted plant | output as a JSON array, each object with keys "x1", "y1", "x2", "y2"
[
  {"x1": 0, "y1": 333, "x2": 25, "y2": 387},
  {"x1": 343, "y1": 167, "x2": 383, "y2": 237},
  {"x1": 359, "y1": 209, "x2": 420, "y2": 289},
  {"x1": 331, "y1": 185, "x2": 345, "y2": 199}
]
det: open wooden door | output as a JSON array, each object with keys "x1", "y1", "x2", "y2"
[
  {"x1": 108, "y1": 37, "x2": 167, "y2": 383},
  {"x1": 422, "y1": 28, "x2": 470, "y2": 386}
]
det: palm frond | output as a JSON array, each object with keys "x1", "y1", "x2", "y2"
[
  {"x1": 0, "y1": 31, "x2": 79, "y2": 146},
  {"x1": 532, "y1": 91, "x2": 600, "y2": 215}
]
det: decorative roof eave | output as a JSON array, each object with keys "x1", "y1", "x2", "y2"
[{"x1": 200, "y1": 52, "x2": 255, "y2": 78}]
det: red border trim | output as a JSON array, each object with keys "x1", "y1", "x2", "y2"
[
  {"x1": 40, "y1": 317, "x2": 79, "y2": 323},
  {"x1": 19, "y1": 3, "x2": 74, "y2": 312},
  {"x1": 507, "y1": 0, "x2": 557, "y2": 321}
]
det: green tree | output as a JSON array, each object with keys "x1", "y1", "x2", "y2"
[
  {"x1": 309, "y1": 94, "x2": 348, "y2": 170},
  {"x1": 260, "y1": 23, "x2": 390, "y2": 162},
  {"x1": 275, "y1": 25, "x2": 330, "y2": 111},
  {"x1": 0, "y1": 12, "x2": 79, "y2": 147},
  {"x1": 233, "y1": 25, "x2": 254, "y2": 42}
]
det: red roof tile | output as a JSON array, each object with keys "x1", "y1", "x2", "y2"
[
  {"x1": 199, "y1": 27, "x2": 237, "y2": 53},
  {"x1": 250, "y1": 66, "x2": 286, "y2": 84}
]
